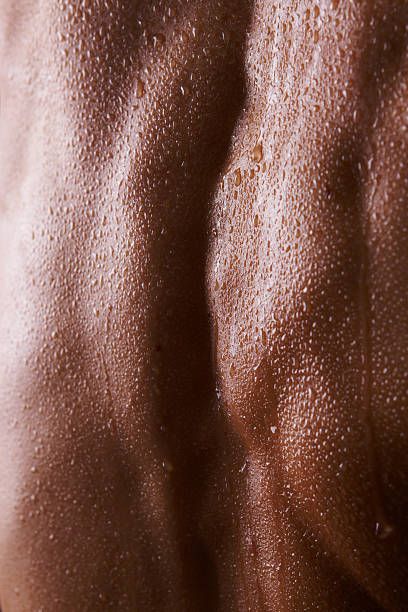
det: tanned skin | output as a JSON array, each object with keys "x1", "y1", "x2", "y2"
[{"x1": 0, "y1": 1, "x2": 407, "y2": 610}]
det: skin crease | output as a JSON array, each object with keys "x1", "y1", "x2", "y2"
[{"x1": 0, "y1": 0, "x2": 407, "y2": 610}]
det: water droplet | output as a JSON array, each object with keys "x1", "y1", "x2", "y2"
[
  {"x1": 153, "y1": 33, "x2": 166, "y2": 49},
  {"x1": 234, "y1": 168, "x2": 242, "y2": 186},
  {"x1": 375, "y1": 520, "x2": 394, "y2": 540},
  {"x1": 180, "y1": 31, "x2": 189, "y2": 45},
  {"x1": 251, "y1": 143, "x2": 263, "y2": 163},
  {"x1": 180, "y1": 84, "x2": 191, "y2": 96},
  {"x1": 239, "y1": 460, "x2": 248, "y2": 473},
  {"x1": 136, "y1": 79, "x2": 145, "y2": 98},
  {"x1": 163, "y1": 460, "x2": 174, "y2": 473}
]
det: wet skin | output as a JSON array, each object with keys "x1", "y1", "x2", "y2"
[{"x1": 0, "y1": 1, "x2": 407, "y2": 610}]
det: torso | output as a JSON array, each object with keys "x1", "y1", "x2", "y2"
[{"x1": 0, "y1": 1, "x2": 407, "y2": 610}]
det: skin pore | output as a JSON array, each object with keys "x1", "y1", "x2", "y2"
[{"x1": 0, "y1": 1, "x2": 407, "y2": 610}]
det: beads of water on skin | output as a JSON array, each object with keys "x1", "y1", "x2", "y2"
[{"x1": 2, "y1": 0, "x2": 407, "y2": 609}]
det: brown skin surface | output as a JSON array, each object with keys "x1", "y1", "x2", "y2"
[{"x1": 0, "y1": 1, "x2": 407, "y2": 610}]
